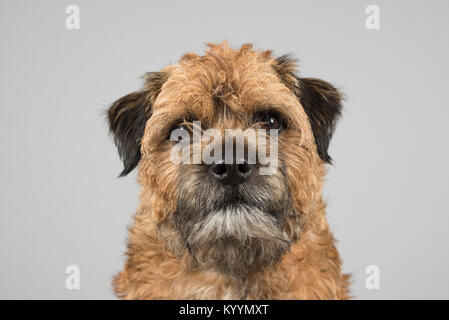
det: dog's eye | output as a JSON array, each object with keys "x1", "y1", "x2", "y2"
[
  {"x1": 255, "y1": 111, "x2": 284, "y2": 130},
  {"x1": 168, "y1": 124, "x2": 188, "y2": 141},
  {"x1": 177, "y1": 124, "x2": 189, "y2": 132},
  {"x1": 167, "y1": 120, "x2": 195, "y2": 141}
]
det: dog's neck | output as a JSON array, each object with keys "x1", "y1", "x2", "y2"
[{"x1": 113, "y1": 199, "x2": 349, "y2": 299}]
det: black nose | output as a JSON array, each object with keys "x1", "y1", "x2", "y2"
[{"x1": 210, "y1": 160, "x2": 254, "y2": 184}]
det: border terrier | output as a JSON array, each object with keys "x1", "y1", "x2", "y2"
[{"x1": 107, "y1": 42, "x2": 350, "y2": 299}]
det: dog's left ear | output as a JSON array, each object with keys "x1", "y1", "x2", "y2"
[
  {"x1": 108, "y1": 72, "x2": 168, "y2": 176},
  {"x1": 273, "y1": 55, "x2": 343, "y2": 163}
]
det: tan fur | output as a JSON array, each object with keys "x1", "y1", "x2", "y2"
[{"x1": 112, "y1": 42, "x2": 350, "y2": 299}]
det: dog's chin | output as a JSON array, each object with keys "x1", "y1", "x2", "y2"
[{"x1": 183, "y1": 203, "x2": 291, "y2": 278}]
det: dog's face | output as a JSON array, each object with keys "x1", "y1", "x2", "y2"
[{"x1": 108, "y1": 43, "x2": 342, "y2": 278}]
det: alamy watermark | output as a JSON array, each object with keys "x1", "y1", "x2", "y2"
[
  {"x1": 65, "y1": 265, "x2": 80, "y2": 290},
  {"x1": 365, "y1": 5, "x2": 380, "y2": 30},
  {"x1": 365, "y1": 264, "x2": 380, "y2": 290},
  {"x1": 65, "y1": 5, "x2": 80, "y2": 30}
]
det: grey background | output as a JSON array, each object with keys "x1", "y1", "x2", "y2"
[{"x1": 1, "y1": 0, "x2": 448, "y2": 299}]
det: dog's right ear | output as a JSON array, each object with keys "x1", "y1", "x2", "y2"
[{"x1": 107, "y1": 72, "x2": 168, "y2": 177}]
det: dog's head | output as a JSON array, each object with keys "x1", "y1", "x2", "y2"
[{"x1": 108, "y1": 43, "x2": 342, "y2": 278}]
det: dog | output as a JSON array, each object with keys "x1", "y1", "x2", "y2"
[{"x1": 107, "y1": 42, "x2": 350, "y2": 299}]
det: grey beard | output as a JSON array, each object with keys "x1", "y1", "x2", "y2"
[{"x1": 181, "y1": 204, "x2": 291, "y2": 278}]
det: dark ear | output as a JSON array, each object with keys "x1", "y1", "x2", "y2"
[
  {"x1": 107, "y1": 72, "x2": 168, "y2": 176},
  {"x1": 298, "y1": 78, "x2": 343, "y2": 163},
  {"x1": 273, "y1": 55, "x2": 343, "y2": 163},
  {"x1": 108, "y1": 91, "x2": 150, "y2": 176}
]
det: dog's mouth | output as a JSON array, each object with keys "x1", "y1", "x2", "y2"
[
  {"x1": 172, "y1": 163, "x2": 294, "y2": 276},
  {"x1": 207, "y1": 182, "x2": 287, "y2": 219},
  {"x1": 177, "y1": 201, "x2": 291, "y2": 277},
  {"x1": 174, "y1": 186, "x2": 292, "y2": 277},
  {"x1": 212, "y1": 190, "x2": 252, "y2": 211}
]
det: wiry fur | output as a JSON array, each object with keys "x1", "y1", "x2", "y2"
[{"x1": 108, "y1": 42, "x2": 350, "y2": 299}]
